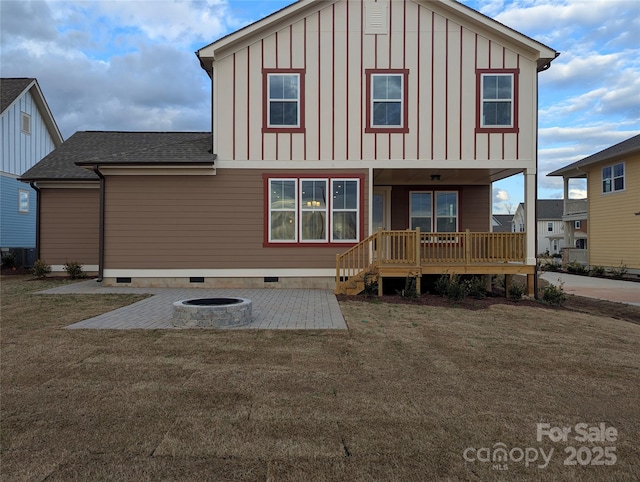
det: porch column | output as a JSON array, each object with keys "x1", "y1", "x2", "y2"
[
  {"x1": 563, "y1": 177, "x2": 572, "y2": 247},
  {"x1": 524, "y1": 169, "x2": 537, "y2": 265}
]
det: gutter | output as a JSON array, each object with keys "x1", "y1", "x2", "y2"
[
  {"x1": 29, "y1": 181, "x2": 41, "y2": 261},
  {"x1": 93, "y1": 166, "x2": 105, "y2": 282}
]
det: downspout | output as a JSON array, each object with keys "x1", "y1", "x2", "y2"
[
  {"x1": 93, "y1": 166, "x2": 105, "y2": 282},
  {"x1": 29, "y1": 181, "x2": 41, "y2": 261}
]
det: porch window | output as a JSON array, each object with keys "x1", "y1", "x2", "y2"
[
  {"x1": 365, "y1": 69, "x2": 409, "y2": 133},
  {"x1": 409, "y1": 191, "x2": 458, "y2": 233},
  {"x1": 476, "y1": 69, "x2": 519, "y2": 133},
  {"x1": 263, "y1": 69, "x2": 305, "y2": 133},
  {"x1": 602, "y1": 162, "x2": 624, "y2": 193},
  {"x1": 266, "y1": 176, "x2": 362, "y2": 245}
]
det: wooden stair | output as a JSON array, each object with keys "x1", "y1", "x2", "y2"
[{"x1": 342, "y1": 266, "x2": 378, "y2": 295}]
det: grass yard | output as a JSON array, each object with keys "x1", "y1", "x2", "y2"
[{"x1": 1, "y1": 275, "x2": 639, "y2": 481}]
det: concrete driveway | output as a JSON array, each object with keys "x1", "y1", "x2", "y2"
[{"x1": 540, "y1": 272, "x2": 640, "y2": 306}]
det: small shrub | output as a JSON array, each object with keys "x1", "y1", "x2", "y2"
[
  {"x1": 565, "y1": 261, "x2": 588, "y2": 275},
  {"x1": 397, "y1": 276, "x2": 418, "y2": 299},
  {"x1": 32, "y1": 259, "x2": 51, "y2": 279},
  {"x1": 63, "y1": 261, "x2": 85, "y2": 279},
  {"x1": 608, "y1": 262, "x2": 628, "y2": 279},
  {"x1": 589, "y1": 265, "x2": 605, "y2": 277},
  {"x1": 465, "y1": 276, "x2": 487, "y2": 299},
  {"x1": 434, "y1": 275, "x2": 467, "y2": 301},
  {"x1": 362, "y1": 271, "x2": 379, "y2": 296},
  {"x1": 508, "y1": 283, "x2": 524, "y2": 301},
  {"x1": 1, "y1": 252, "x2": 17, "y2": 269},
  {"x1": 541, "y1": 282, "x2": 567, "y2": 305}
]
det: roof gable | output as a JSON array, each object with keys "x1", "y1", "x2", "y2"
[
  {"x1": 197, "y1": 0, "x2": 558, "y2": 72},
  {"x1": 0, "y1": 77, "x2": 64, "y2": 146}
]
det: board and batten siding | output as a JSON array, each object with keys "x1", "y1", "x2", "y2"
[
  {"x1": 103, "y1": 169, "x2": 369, "y2": 270},
  {"x1": 0, "y1": 90, "x2": 57, "y2": 176},
  {"x1": 587, "y1": 156, "x2": 640, "y2": 270},
  {"x1": 0, "y1": 175, "x2": 36, "y2": 247},
  {"x1": 214, "y1": 0, "x2": 536, "y2": 163},
  {"x1": 39, "y1": 188, "x2": 100, "y2": 266}
]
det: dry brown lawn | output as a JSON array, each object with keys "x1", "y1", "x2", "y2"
[{"x1": 1, "y1": 275, "x2": 639, "y2": 481}]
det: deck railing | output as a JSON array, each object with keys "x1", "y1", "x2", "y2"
[{"x1": 336, "y1": 229, "x2": 526, "y2": 292}]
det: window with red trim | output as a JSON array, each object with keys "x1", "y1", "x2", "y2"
[
  {"x1": 365, "y1": 69, "x2": 409, "y2": 133},
  {"x1": 266, "y1": 176, "x2": 361, "y2": 245},
  {"x1": 262, "y1": 69, "x2": 305, "y2": 133},
  {"x1": 476, "y1": 69, "x2": 519, "y2": 133}
]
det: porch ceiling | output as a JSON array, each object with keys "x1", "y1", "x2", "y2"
[{"x1": 373, "y1": 168, "x2": 523, "y2": 185}]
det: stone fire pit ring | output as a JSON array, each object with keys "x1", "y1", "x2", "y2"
[{"x1": 172, "y1": 297, "x2": 252, "y2": 328}]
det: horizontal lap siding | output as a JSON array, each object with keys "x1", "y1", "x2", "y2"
[
  {"x1": 390, "y1": 185, "x2": 490, "y2": 231},
  {"x1": 104, "y1": 169, "x2": 368, "y2": 270},
  {"x1": 40, "y1": 188, "x2": 99, "y2": 265},
  {"x1": 217, "y1": 0, "x2": 535, "y2": 163},
  {"x1": 588, "y1": 157, "x2": 640, "y2": 269}
]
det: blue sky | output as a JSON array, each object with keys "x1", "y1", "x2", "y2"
[{"x1": 1, "y1": 0, "x2": 638, "y2": 213}]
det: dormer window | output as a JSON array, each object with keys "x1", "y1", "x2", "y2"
[{"x1": 263, "y1": 69, "x2": 305, "y2": 133}]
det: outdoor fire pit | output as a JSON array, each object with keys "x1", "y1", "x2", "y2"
[{"x1": 172, "y1": 297, "x2": 252, "y2": 328}]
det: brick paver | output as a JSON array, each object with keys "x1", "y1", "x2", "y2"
[{"x1": 38, "y1": 280, "x2": 347, "y2": 330}]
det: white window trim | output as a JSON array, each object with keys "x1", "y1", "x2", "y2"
[
  {"x1": 267, "y1": 73, "x2": 301, "y2": 129},
  {"x1": 409, "y1": 191, "x2": 433, "y2": 232},
  {"x1": 410, "y1": 191, "x2": 459, "y2": 241},
  {"x1": 370, "y1": 73, "x2": 404, "y2": 129},
  {"x1": 268, "y1": 179, "x2": 298, "y2": 243},
  {"x1": 18, "y1": 189, "x2": 30, "y2": 213},
  {"x1": 300, "y1": 178, "x2": 328, "y2": 243},
  {"x1": 330, "y1": 178, "x2": 360, "y2": 243},
  {"x1": 602, "y1": 162, "x2": 625, "y2": 194},
  {"x1": 480, "y1": 73, "x2": 514, "y2": 128}
]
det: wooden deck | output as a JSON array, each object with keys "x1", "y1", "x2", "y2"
[{"x1": 336, "y1": 229, "x2": 535, "y2": 296}]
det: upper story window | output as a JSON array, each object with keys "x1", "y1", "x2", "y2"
[
  {"x1": 365, "y1": 69, "x2": 409, "y2": 133},
  {"x1": 476, "y1": 69, "x2": 519, "y2": 133},
  {"x1": 266, "y1": 176, "x2": 361, "y2": 245},
  {"x1": 18, "y1": 190, "x2": 29, "y2": 213},
  {"x1": 575, "y1": 220, "x2": 581, "y2": 229},
  {"x1": 602, "y1": 162, "x2": 624, "y2": 193},
  {"x1": 21, "y1": 112, "x2": 31, "y2": 135},
  {"x1": 263, "y1": 69, "x2": 305, "y2": 133},
  {"x1": 547, "y1": 222, "x2": 553, "y2": 232}
]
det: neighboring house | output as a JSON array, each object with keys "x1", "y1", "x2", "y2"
[
  {"x1": 549, "y1": 134, "x2": 640, "y2": 275},
  {"x1": 492, "y1": 214, "x2": 513, "y2": 233},
  {"x1": 512, "y1": 200, "x2": 581, "y2": 256},
  {"x1": 22, "y1": 0, "x2": 558, "y2": 294},
  {"x1": 1, "y1": 78, "x2": 63, "y2": 266}
]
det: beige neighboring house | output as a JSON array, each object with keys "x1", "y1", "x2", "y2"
[
  {"x1": 549, "y1": 134, "x2": 640, "y2": 275},
  {"x1": 21, "y1": 0, "x2": 558, "y2": 294}
]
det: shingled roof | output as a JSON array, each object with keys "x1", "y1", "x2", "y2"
[
  {"x1": 548, "y1": 134, "x2": 640, "y2": 178},
  {"x1": 0, "y1": 78, "x2": 35, "y2": 113},
  {"x1": 517, "y1": 200, "x2": 564, "y2": 220},
  {"x1": 20, "y1": 131, "x2": 214, "y2": 181}
]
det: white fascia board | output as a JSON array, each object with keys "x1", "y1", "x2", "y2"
[{"x1": 214, "y1": 159, "x2": 536, "y2": 170}]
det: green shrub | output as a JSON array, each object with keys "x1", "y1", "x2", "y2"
[
  {"x1": 32, "y1": 259, "x2": 52, "y2": 279},
  {"x1": 589, "y1": 265, "x2": 605, "y2": 277},
  {"x1": 435, "y1": 275, "x2": 467, "y2": 301},
  {"x1": 608, "y1": 263, "x2": 628, "y2": 279},
  {"x1": 508, "y1": 283, "x2": 525, "y2": 301},
  {"x1": 465, "y1": 276, "x2": 487, "y2": 299},
  {"x1": 397, "y1": 276, "x2": 418, "y2": 299},
  {"x1": 63, "y1": 261, "x2": 85, "y2": 279},
  {"x1": 1, "y1": 252, "x2": 17, "y2": 269},
  {"x1": 565, "y1": 261, "x2": 588, "y2": 275},
  {"x1": 541, "y1": 282, "x2": 567, "y2": 305},
  {"x1": 362, "y1": 271, "x2": 379, "y2": 296}
]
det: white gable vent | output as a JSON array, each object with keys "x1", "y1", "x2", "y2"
[{"x1": 365, "y1": 1, "x2": 388, "y2": 35}]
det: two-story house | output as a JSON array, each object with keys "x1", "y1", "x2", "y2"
[
  {"x1": 512, "y1": 199, "x2": 587, "y2": 257},
  {"x1": 21, "y1": 0, "x2": 557, "y2": 294},
  {"x1": 1, "y1": 78, "x2": 63, "y2": 267},
  {"x1": 549, "y1": 134, "x2": 639, "y2": 275}
]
